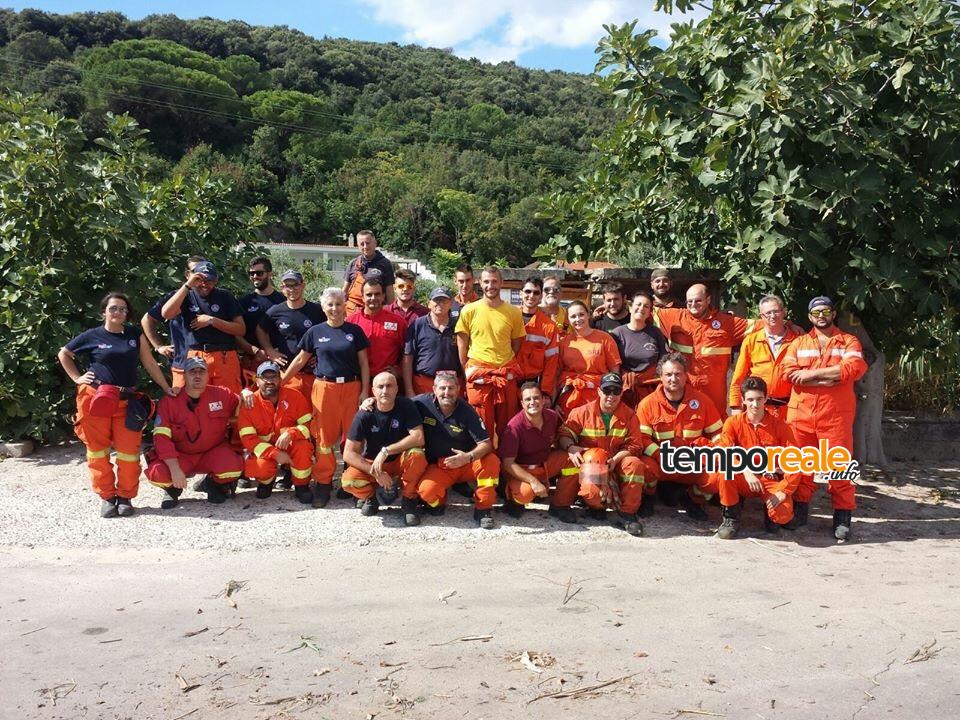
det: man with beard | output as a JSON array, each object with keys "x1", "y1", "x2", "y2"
[
  {"x1": 238, "y1": 256, "x2": 284, "y2": 385},
  {"x1": 515, "y1": 276, "x2": 560, "y2": 403},
  {"x1": 342, "y1": 230, "x2": 395, "y2": 314},
  {"x1": 347, "y1": 277, "x2": 408, "y2": 379},
  {"x1": 591, "y1": 282, "x2": 630, "y2": 332}
]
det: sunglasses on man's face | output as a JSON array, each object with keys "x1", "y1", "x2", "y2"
[
  {"x1": 522, "y1": 289, "x2": 542, "y2": 295},
  {"x1": 600, "y1": 386, "x2": 622, "y2": 396},
  {"x1": 809, "y1": 308, "x2": 833, "y2": 318},
  {"x1": 543, "y1": 287, "x2": 561, "y2": 295}
]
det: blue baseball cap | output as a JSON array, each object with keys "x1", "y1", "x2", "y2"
[
  {"x1": 256, "y1": 361, "x2": 281, "y2": 376},
  {"x1": 183, "y1": 357, "x2": 207, "y2": 372},
  {"x1": 193, "y1": 261, "x2": 218, "y2": 280},
  {"x1": 808, "y1": 296, "x2": 834, "y2": 312},
  {"x1": 430, "y1": 286, "x2": 452, "y2": 301}
]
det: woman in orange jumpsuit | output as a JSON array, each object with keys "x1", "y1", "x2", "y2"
[{"x1": 555, "y1": 301, "x2": 621, "y2": 416}]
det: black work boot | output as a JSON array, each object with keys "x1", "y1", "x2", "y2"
[
  {"x1": 586, "y1": 507, "x2": 607, "y2": 521},
  {"x1": 237, "y1": 477, "x2": 254, "y2": 489},
  {"x1": 548, "y1": 504, "x2": 578, "y2": 524},
  {"x1": 100, "y1": 496, "x2": 119, "y2": 518},
  {"x1": 360, "y1": 497, "x2": 379, "y2": 516},
  {"x1": 312, "y1": 483, "x2": 331, "y2": 508},
  {"x1": 161, "y1": 487, "x2": 182, "y2": 510},
  {"x1": 474, "y1": 508, "x2": 495, "y2": 529},
  {"x1": 680, "y1": 493, "x2": 709, "y2": 521},
  {"x1": 453, "y1": 482, "x2": 474, "y2": 499},
  {"x1": 612, "y1": 512, "x2": 643, "y2": 537},
  {"x1": 763, "y1": 513, "x2": 782, "y2": 534},
  {"x1": 276, "y1": 467, "x2": 293, "y2": 489},
  {"x1": 637, "y1": 495, "x2": 656, "y2": 518},
  {"x1": 833, "y1": 509, "x2": 853, "y2": 542},
  {"x1": 116, "y1": 497, "x2": 135, "y2": 517},
  {"x1": 787, "y1": 501, "x2": 809, "y2": 528},
  {"x1": 716, "y1": 504, "x2": 741, "y2": 540},
  {"x1": 204, "y1": 476, "x2": 228, "y2": 504},
  {"x1": 256, "y1": 482, "x2": 273, "y2": 499},
  {"x1": 335, "y1": 486, "x2": 351, "y2": 500},
  {"x1": 502, "y1": 499, "x2": 525, "y2": 519},
  {"x1": 401, "y1": 497, "x2": 420, "y2": 527},
  {"x1": 423, "y1": 502, "x2": 446, "y2": 517},
  {"x1": 294, "y1": 484, "x2": 313, "y2": 505}
]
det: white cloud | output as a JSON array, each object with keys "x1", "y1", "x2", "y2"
[{"x1": 360, "y1": 0, "x2": 707, "y2": 63}]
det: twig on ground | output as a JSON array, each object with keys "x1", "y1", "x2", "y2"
[
  {"x1": 20, "y1": 626, "x2": 47, "y2": 636},
  {"x1": 746, "y1": 538, "x2": 797, "y2": 558},
  {"x1": 430, "y1": 634, "x2": 493, "y2": 646},
  {"x1": 905, "y1": 639, "x2": 941, "y2": 664},
  {"x1": 528, "y1": 673, "x2": 637, "y2": 703}
]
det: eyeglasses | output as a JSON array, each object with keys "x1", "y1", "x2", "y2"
[
  {"x1": 106, "y1": 306, "x2": 128, "y2": 313},
  {"x1": 248, "y1": 270, "x2": 267, "y2": 278},
  {"x1": 281, "y1": 282, "x2": 302, "y2": 289},
  {"x1": 522, "y1": 289, "x2": 542, "y2": 295},
  {"x1": 760, "y1": 309, "x2": 784, "y2": 318},
  {"x1": 600, "y1": 387, "x2": 622, "y2": 396},
  {"x1": 543, "y1": 287, "x2": 561, "y2": 295},
  {"x1": 809, "y1": 308, "x2": 833, "y2": 318}
]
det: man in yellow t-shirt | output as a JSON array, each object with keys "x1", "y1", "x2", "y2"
[{"x1": 455, "y1": 266, "x2": 526, "y2": 443}]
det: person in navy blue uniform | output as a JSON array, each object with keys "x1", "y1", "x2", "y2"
[
  {"x1": 342, "y1": 230, "x2": 396, "y2": 313},
  {"x1": 141, "y1": 255, "x2": 203, "y2": 390},
  {"x1": 402, "y1": 286, "x2": 462, "y2": 397},
  {"x1": 237, "y1": 255, "x2": 284, "y2": 385}
]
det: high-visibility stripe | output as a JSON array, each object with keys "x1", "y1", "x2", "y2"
[
  {"x1": 216, "y1": 471, "x2": 242, "y2": 479},
  {"x1": 405, "y1": 448, "x2": 425, "y2": 456},
  {"x1": 700, "y1": 346, "x2": 731, "y2": 356},
  {"x1": 796, "y1": 349, "x2": 819, "y2": 358},
  {"x1": 291, "y1": 467, "x2": 312, "y2": 479},
  {"x1": 477, "y1": 477, "x2": 499, "y2": 487},
  {"x1": 296, "y1": 413, "x2": 312, "y2": 425},
  {"x1": 843, "y1": 350, "x2": 862, "y2": 358},
  {"x1": 560, "y1": 466, "x2": 580, "y2": 476},
  {"x1": 830, "y1": 348, "x2": 844, "y2": 356},
  {"x1": 341, "y1": 477, "x2": 369, "y2": 488},
  {"x1": 253, "y1": 442, "x2": 272, "y2": 458},
  {"x1": 644, "y1": 442, "x2": 658, "y2": 456},
  {"x1": 153, "y1": 427, "x2": 172, "y2": 438},
  {"x1": 691, "y1": 485, "x2": 712, "y2": 499},
  {"x1": 682, "y1": 429, "x2": 702, "y2": 439},
  {"x1": 704, "y1": 420, "x2": 723, "y2": 433},
  {"x1": 620, "y1": 474, "x2": 644, "y2": 484},
  {"x1": 115, "y1": 451, "x2": 139, "y2": 463},
  {"x1": 296, "y1": 425, "x2": 311, "y2": 439},
  {"x1": 259, "y1": 434, "x2": 271, "y2": 441},
  {"x1": 639, "y1": 424, "x2": 654, "y2": 435},
  {"x1": 581, "y1": 428, "x2": 606, "y2": 437},
  {"x1": 427, "y1": 498, "x2": 441, "y2": 507},
  {"x1": 316, "y1": 445, "x2": 334, "y2": 455},
  {"x1": 644, "y1": 479, "x2": 657, "y2": 489},
  {"x1": 654, "y1": 430, "x2": 675, "y2": 440},
  {"x1": 238, "y1": 426, "x2": 257, "y2": 437},
  {"x1": 670, "y1": 341, "x2": 694, "y2": 353},
  {"x1": 86, "y1": 448, "x2": 109, "y2": 460},
  {"x1": 609, "y1": 428, "x2": 627, "y2": 437},
  {"x1": 525, "y1": 334, "x2": 549, "y2": 344},
  {"x1": 544, "y1": 347, "x2": 559, "y2": 357}
]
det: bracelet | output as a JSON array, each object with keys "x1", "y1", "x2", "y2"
[{"x1": 379, "y1": 446, "x2": 390, "y2": 456}]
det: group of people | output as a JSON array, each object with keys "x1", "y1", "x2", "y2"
[{"x1": 59, "y1": 230, "x2": 868, "y2": 542}]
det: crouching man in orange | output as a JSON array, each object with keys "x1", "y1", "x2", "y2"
[
  {"x1": 635, "y1": 353, "x2": 722, "y2": 521},
  {"x1": 714, "y1": 376, "x2": 799, "y2": 539},
  {"x1": 343, "y1": 372, "x2": 427, "y2": 523},
  {"x1": 146, "y1": 357, "x2": 242, "y2": 508},
  {"x1": 237, "y1": 361, "x2": 315, "y2": 504},
  {"x1": 554, "y1": 373, "x2": 647, "y2": 536},
  {"x1": 414, "y1": 372, "x2": 501, "y2": 530}
]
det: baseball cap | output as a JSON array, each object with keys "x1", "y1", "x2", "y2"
[
  {"x1": 808, "y1": 296, "x2": 834, "y2": 312},
  {"x1": 280, "y1": 269, "x2": 304, "y2": 284},
  {"x1": 599, "y1": 372, "x2": 623, "y2": 391},
  {"x1": 193, "y1": 261, "x2": 218, "y2": 280},
  {"x1": 364, "y1": 268, "x2": 384, "y2": 280},
  {"x1": 256, "y1": 360, "x2": 281, "y2": 376},
  {"x1": 183, "y1": 356, "x2": 207, "y2": 372},
  {"x1": 650, "y1": 267, "x2": 672, "y2": 280},
  {"x1": 430, "y1": 286, "x2": 452, "y2": 301}
]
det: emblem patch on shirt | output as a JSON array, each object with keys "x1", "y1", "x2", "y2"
[
  {"x1": 248, "y1": 305, "x2": 259, "y2": 312},
  {"x1": 189, "y1": 305, "x2": 200, "y2": 312},
  {"x1": 424, "y1": 417, "x2": 437, "y2": 426},
  {"x1": 303, "y1": 319, "x2": 313, "y2": 327},
  {"x1": 345, "y1": 333, "x2": 354, "y2": 342},
  {"x1": 643, "y1": 342, "x2": 656, "y2": 351},
  {"x1": 390, "y1": 419, "x2": 400, "y2": 428},
  {"x1": 209, "y1": 401, "x2": 224, "y2": 411},
  {"x1": 97, "y1": 343, "x2": 112, "y2": 349},
  {"x1": 689, "y1": 399, "x2": 700, "y2": 410},
  {"x1": 211, "y1": 304, "x2": 220, "y2": 313},
  {"x1": 279, "y1": 322, "x2": 290, "y2": 330},
  {"x1": 372, "y1": 426, "x2": 380, "y2": 433},
  {"x1": 281, "y1": 401, "x2": 288, "y2": 409},
  {"x1": 317, "y1": 337, "x2": 331, "y2": 344},
  {"x1": 449, "y1": 425, "x2": 462, "y2": 433},
  {"x1": 384, "y1": 322, "x2": 398, "y2": 331},
  {"x1": 711, "y1": 319, "x2": 721, "y2": 329}
]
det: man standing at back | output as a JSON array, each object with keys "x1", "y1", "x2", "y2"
[
  {"x1": 142, "y1": 254, "x2": 204, "y2": 390},
  {"x1": 347, "y1": 277, "x2": 407, "y2": 379},
  {"x1": 591, "y1": 282, "x2": 630, "y2": 332},
  {"x1": 342, "y1": 230, "x2": 395, "y2": 314},
  {"x1": 386, "y1": 268, "x2": 428, "y2": 325},
  {"x1": 515, "y1": 276, "x2": 559, "y2": 403},
  {"x1": 451, "y1": 263, "x2": 479, "y2": 322},
  {"x1": 237, "y1": 256, "x2": 284, "y2": 384}
]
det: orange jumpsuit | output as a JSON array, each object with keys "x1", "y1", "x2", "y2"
[
  {"x1": 711, "y1": 412, "x2": 799, "y2": 524},
  {"x1": 556, "y1": 330, "x2": 621, "y2": 416},
  {"x1": 728, "y1": 327, "x2": 800, "y2": 415},
  {"x1": 463, "y1": 359, "x2": 521, "y2": 445},
  {"x1": 341, "y1": 450, "x2": 428, "y2": 501},
  {"x1": 237, "y1": 387, "x2": 314, "y2": 486},
  {"x1": 556, "y1": 399, "x2": 646, "y2": 514},
  {"x1": 655, "y1": 307, "x2": 754, "y2": 417},
  {"x1": 515, "y1": 309, "x2": 560, "y2": 396},
  {"x1": 310, "y1": 379, "x2": 361, "y2": 486},
  {"x1": 780, "y1": 327, "x2": 867, "y2": 510},
  {"x1": 74, "y1": 384, "x2": 143, "y2": 501},
  {"x1": 636, "y1": 385, "x2": 723, "y2": 503}
]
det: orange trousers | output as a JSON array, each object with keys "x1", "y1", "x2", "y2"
[
  {"x1": 284, "y1": 372, "x2": 315, "y2": 404},
  {"x1": 418, "y1": 454, "x2": 501, "y2": 510},
  {"x1": 341, "y1": 449, "x2": 428, "y2": 501},
  {"x1": 310, "y1": 379, "x2": 360, "y2": 485},
  {"x1": 465, "y1": 363, "x2": 518, "y2": 445},
  {"x1": 716, "y1": 473, "x2": 795, "y2": 524},
  {"x1": 74, "y1": 385, "x2": 143, "y2": 500},
  {"x1": 554, "y1": 455, "x2": 646, "y2": 514},
  {"x1": 187, "y1": 349, "x2": 242, "y2": 394},
  {"x1": 145, "y1": 444, "x2": 243, "y2": 486},
  {"x1": 411, "y1": 373, "x2": 436, "y2": 396},
  {"x1": 244, "y1": 436, "x2": 314, "y2": 486},
  {"x1": 505, "y1": 450, "x2": 569, "y2": 506},
  {"x1": 790, "y1": 415, "x2": 857, "y2": 510},
  {"x1": 641, "y1": 456, "x2": 718, "y2": 503}
]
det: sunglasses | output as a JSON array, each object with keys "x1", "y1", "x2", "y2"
[
  {"x1": 809, "y1": 308, "x2": 833, "y2": 318},
  {"x1": 106, "y1": 306, "x2": 128, "y2": 313},
  {"x1": 248, "y1": 270, "x2": 267, "y2": 277},
  {"x1": 522, "y1": 289, "x2": 542, "y2": 295},
  {"x1": 543, "y1": 287, "x2": 561, "y2": 295},
  {"x1": 600, "y1": 386, "x2": 622, "y2": 396}
]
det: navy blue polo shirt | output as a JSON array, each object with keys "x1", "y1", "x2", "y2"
[
  {"x1": 261, "y1": 301, "x2": 328, "y2": 361},
  {"x1": 413, "y1": 393, "x2": 489, "y2": 464},
  {"x1": 347, "y1": 396, "x2": 422, "y2": 461},
  {"x1": 239, "y1": 290, "x2": 284, "y2": 346},
  {"x1": 298, "y1": 321, "x2": 370, "y2": 380},
  {"x1": 148, "y1": 290, "x2": 188, "y2": 370},
  {"x1": 404, "y1": 314, "x2": 461, "y2": 377},
  {"x1": 65, "y1": 325, "x2": 141, "y2": 387},
  {"x1": 179, "y1": 287, "x2": 243, "y2": 349},
  {"x1": 343, "y1": 250, "x2": 395, "y2": 288}
]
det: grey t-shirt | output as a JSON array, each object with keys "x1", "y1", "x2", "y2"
[{"x1": 610, "y1": 324, "x2": 668, "y2": 373}]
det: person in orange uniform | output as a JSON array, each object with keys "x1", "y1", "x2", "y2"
[
  {"x1": 499, "y1": 381, "x2": 568, "y2": 518},
  {"x1": 780, "y1": 296, "x2": 867, "y2": 541},
  {"x1": 728, "y1": 294, "x2": 799, "y2": 417},
  {"x1": 342, "y1": 229, "x2": 395, "y2": 314},
  {"x1": 515, "y1": 277, "x2": 560, "y2": 401},
  {"x1": 343, "y1": 372, "x2": 427, "y2": 523},
  {"x1": 554, "y1": 373, "x2": 646, "y2": 535},
  {"x1": 237, "y1": 361, "x2": 315, "y2": 504},
  {"x1": 455, "y1": 266, "x2": 526, "y2": 444},
  {"x1": 556, "y1": 300, "x2": 621, "y2": 416},
  {"x1": 281, "y1": 287, "x2": 371, "y2": 508},
  {"x1": 636, "y1": 352, "x2": 722, "y2": 520},
  {"x1": 347, "y1": 276, "x2": 408, "y2": 379},
  {"x1": 654, "y1": 283, "x2": 754, "y2": 418},
  {"x1": 650, "y1": 267, "x2": 677, "y2": 310},
  {"x1": 146, "y1": 356, "x2": 243, "y2": 508},
  {"x1": 59, "y1": 292, "x2": 176, "y2": 518},
  {"x1": 714, "y1": 376, "x2": 799, "y2": 539},
  {"x1": 610, "y1": 291, "x2": 668, "y2": 409},
  {"x1": 541, "y1": 275, "x2": 570, "y2": 338}
]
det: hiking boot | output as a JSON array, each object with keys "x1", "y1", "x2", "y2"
[
  {"x1": 237, "y1": 477, "x2": 254, "y2": 489},
  {"x1": 276, "y1": 467, "x2": 293, "y2": 490},
  {"x1": 256, "y1": 482, "x2": 273, "y2": 499},
  {"x1": 716, "y1": 505, "x2": 741, "y2": 540},
  {"x1": 360, "y1": 497, "x2": 379, "y2": 516},
  {"x1": 312, "y1": 483, "x2": 331, "y2": 508},
  {"x1": 116, "y1": 497, "x2": 135, "y2": 517},
  {"x1": 161, "y1": 487, "x2": 182, "y2": 510},
  {"x1": 294, "y1": 485, "x2": 313, "y2": 505},
  {"x1": 204, "y1": 476, "x2": 228, "y2": 505},
  {"x1": 101, "y1": 497, "x2": 119, "y2": 518},
  {"x1": 401, "y1": 497, "x2": 420, "y2": 527},
  {"x1": 786, "y1": 501, "x2": 809, "y2": 528},
  {"x1": 637, "y1": 496, "x2": 656, "y2": 518},
  {"x1": 657, "y1": 482, "x2": 683, "y2": 507},
  {"x1": 833, "y1": 509, "x2": 853, "y2": 542},
  {"x1": 548, "y1": 505, "x2": 578, "y2": 524},
  {"x1": 612, "y1": 512, "x2": 643, "y2": 537},
  {"x1": 586, "y1": 507, "x2": 607, "y2": 521},
  {"x1": 191, "y1": 476, "x2": 207, "y2": 492},
  {"x1": 335, "y1": 487, "x2": 351, "y2": 500},
  {"x1": 502, "y1": 499, "x2": 524, "y2": 519},
  {"x1": 474, "y1": 508, "x2": 495, "y2": 530},
  {"x1": 763, "y1": 513, "x2": 782, "y2": 534},
  {"x1": 680, "y1": 493, "x2": 709, "y2": 521},
  {"x1": 423, "y1": 502, "x2": 446, "y2": 517}
]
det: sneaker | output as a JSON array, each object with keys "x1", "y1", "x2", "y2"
[
  {"x1": 637, "y1": 497, "x2": 656, "y2": 518},
  {"x1": 312, "y1": 483, "x2": 331, "y2": 508},
  {"x1": 502, "y1": 499, "x2": 524, "y2": 519},
  {"x1": 256, "y1": 482, "x2": 273, "y2": 499},
  {"x1": 586, "y1": 507, "x2": 607, "y2": 521},
  {"x1": 160, "y1": 487, "x2": 182, "y2": 510},
  {"x1": 612, "y1": 512, "x2": 643, "y2": 537},
  {"x1": 787, "y1": 501, "x2": 809, "y2": 528},
  {"x1": 204, "y1": 477, "x2": 228, "y2": 505},
  {"x1": 101, "y1": 497, "x2": 119, "y2": 518},
  {"x1": 294, "y1": 485, "x2": 313, "y2": 505},
  {"x1": 474, "y1": 508, "x2": 495, "y2": 530},
  {"x1": 237, "y1": 477, "x2": 254, "y2": 489},
  {"x1": 116, "y1": 497, "x2": 135, "y2": 517},
  {"x1": 679, "y1": 493, "x2": 709, "y2": 521},
  {"x1": 548, "y1": 505, "x2": 578, "y2": 524},
  {"x1": 276, "y1": 467, "x2": 293, "y2": 490},
  {"x1": 401, "y1": 497, "x2": 420, "y2": 527},
  {"x1": 833, "y1": 509, "x2": 853, "y2": 542},
  {"x1": 360, "y1": 497, "x2": 379, "y2": 516}
]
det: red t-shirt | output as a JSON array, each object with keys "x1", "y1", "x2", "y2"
[
  {"x1": 498, "y1": 408, "x2": 562, "y2": 466},
  {"x1": 346, "y1": 308, "x2": 408, "y2": 376}
]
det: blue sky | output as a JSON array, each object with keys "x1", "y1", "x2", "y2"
[{"x1": 10, "y1": 1, "x2": 707, "y2": 73}]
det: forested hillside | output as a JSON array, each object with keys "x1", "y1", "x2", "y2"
[{"x1": 0, "y1": 8, "x2": 613, "y2": 263}]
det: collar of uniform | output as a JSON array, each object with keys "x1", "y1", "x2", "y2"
[
  {"x1": 432, "y1": 395, "x2": 461, "y2": 420},
  {"x1": 656, "y1": 384, "x2": 692, "y2": 412}
]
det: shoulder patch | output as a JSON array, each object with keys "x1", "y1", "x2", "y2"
[{"x1": 689, "y1": 399, "x2": 700, "y2": 410}]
